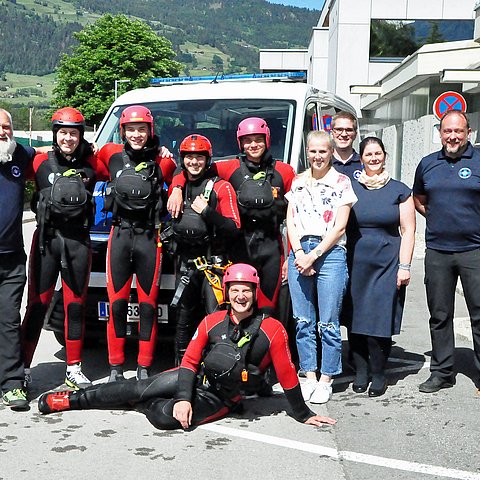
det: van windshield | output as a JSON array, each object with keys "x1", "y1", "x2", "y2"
[{"x1": 96, "y1": 99, "x2": 296, "y2": 163}]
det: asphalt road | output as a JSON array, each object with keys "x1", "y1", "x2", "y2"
[{"x1": 1, "y1": 216, "x2": 479, "y2": 480}]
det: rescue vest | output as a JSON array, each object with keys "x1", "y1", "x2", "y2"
[
  {"x1": 235, "y1": 160, "x2": 278, "y2": 231},
  {"x1": 236, "y1": 160, "x2": 275, "y2": 210},
  {"x1": 33, "y1": 152, "x2": 94, "y2": 275},
  {"x1": 203, "y1": 313, "x2": 266, "y2": 395},
  {"x1": 172, "y1": 176, "x2": 217, "y2": 245},
  {"x1": 104, "y1": 150, "x2": 159, "y2": 216},
  {"x1": 35, "y1": 152, "x2": 91, "y2": 226}
]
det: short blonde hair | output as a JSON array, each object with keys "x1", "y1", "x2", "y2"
[
  {"x1": 306, "y1": 130, "x2": 333, "y2": 150},
  {"x1": 302, "y1": 130, "x2": 333, "y2": 185}
]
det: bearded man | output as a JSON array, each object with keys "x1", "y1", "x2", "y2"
[{"x1": 0, "y1": 109, "x2": 35, "y2": 410}]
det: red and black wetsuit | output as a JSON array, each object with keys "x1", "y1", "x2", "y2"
[
  {"x1": 170, "y1": 171, "x2": 240, "y2": 360},
  {"x1": 21, "y1": 141, "x2": 108, "y2": 367},
  {"x1": 65, "y1": 310, "x2": 315, "y2": 430},
  {"x1": 97, "y1": 138, "x2": 175, "y2": 368},
  {"x1": 172, "y1": 151, "x2": 295, "y2": 314}
]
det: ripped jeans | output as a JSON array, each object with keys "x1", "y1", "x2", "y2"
[{"x1": 288, "y1": 237, "x2": 347, "y2": 376}]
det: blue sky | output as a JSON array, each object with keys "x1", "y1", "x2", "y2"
[{"x1": 267, "y1": 0, "x2": 325, "y2": 10}]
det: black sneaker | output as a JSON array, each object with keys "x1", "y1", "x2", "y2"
[
  {"x1": 419, "y1": 375, "x2": 455, "y2": 393},
  {"x1": 108, "y1": 365, "x2": 126, "y2": 383},
  {"x1": 136, "y1": 366, "x2": 149, "y2": 381},
  {"x1": 2, "y1": 388, "x2": 29, "y2": 410}
]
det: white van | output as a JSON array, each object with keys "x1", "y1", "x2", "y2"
[
  {"x1": 45, "y1": 73, "x2": 357, "y2": 345},
  {"x1": 96, "y1": 73, "x2": 356, "y2": 174}
]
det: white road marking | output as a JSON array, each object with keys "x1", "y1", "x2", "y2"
[{"x1": 199, "y1": 424, "x2": 480, "y2": 479}]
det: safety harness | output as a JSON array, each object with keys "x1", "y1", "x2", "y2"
[
  {"x1": 170, "y1": 255, "x2": 231, "y2": 308},
  {"x1": 202, "y1": 312, "x2": 266, "y2": 396},
  {"x1": 168, "y1": 175, "x2": 232, "y2": 307}
]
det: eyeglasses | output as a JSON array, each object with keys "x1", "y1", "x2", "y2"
[{"x1": 332, "y1": 127, "x2": 356, "y2": 135}]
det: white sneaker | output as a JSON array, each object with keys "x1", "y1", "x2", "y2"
[
  {"x1": 65, "y1": 363, "x2": 92, "y2": 390},
  {"x1": 310, "y1": 380, "x2": 333, "y2": 404},
  {"x1": 301, "y1": 379, "x2": 318, "y2": 401}
]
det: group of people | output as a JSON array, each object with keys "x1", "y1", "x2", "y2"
[
  {"x1": 286, "y1": 118, "x2": 415, "y2": 403},
  {"x1": 1, "y1": 105, "x2": 479, "y2": 432}
]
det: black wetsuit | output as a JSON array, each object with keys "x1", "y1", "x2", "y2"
[{"x1": 63, "y1": 310, "x2": 314, "y2": 429}]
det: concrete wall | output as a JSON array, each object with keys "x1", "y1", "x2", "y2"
[{"x1": 308, "y1": 28, "x2": 329, "y2": 90}]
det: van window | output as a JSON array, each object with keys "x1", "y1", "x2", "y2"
[
  {"x1": 299, "y1": 101, "x2": 319, "y2": 173},
  {"x1": 96, "y1": 99, "x2": 296, "y2": 163}
]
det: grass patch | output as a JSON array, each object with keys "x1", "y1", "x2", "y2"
[
  {"x1": 180, "y1": 41, "x2": 236, "y2": 76},
  {"x1": 12, "y1": 0, "x2": 99, "y2": 24},
  {"x1": 0, "y1": 73, "x2": 56, "y2": 106}
]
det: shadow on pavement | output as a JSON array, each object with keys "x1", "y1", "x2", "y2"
[{"x1": 29, "y1": 339, "x2": 176, "y2": 398}]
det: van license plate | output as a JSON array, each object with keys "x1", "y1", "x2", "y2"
[{"x1": 98, "y1": 302, "x2": 168, "y2": 323}]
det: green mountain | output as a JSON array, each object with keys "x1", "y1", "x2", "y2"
[{"x1": 1, "y1": 0, "x2": 319, "y2": 76}]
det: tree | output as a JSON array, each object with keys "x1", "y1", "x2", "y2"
[
  {"x1": 212, "y1": 54, "x2": 224, "y2": 70},
  {"x1": 370, "y1": 20, "x2": 418, "y2": 58},
  {"x1": 52, "y1": 14, "x2": 181, "y2": 125},
  {"x1": 424, "y1": 21, "x2": 444, "y2": 44}
]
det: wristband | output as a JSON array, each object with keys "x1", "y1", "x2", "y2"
[{"x1": 398, "y1": 263, "x2": 411, "y2": 271}]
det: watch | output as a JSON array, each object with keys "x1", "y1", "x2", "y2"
[{"x1": 315, "y1": 248, "x2": 323, "y2": 258}]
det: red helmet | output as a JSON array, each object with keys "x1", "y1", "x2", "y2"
[
  {"x1": 223, "y1": 263, "x2": 260, "y2": 299},
  {"x1": 179, "y1": 134, "x2": 213, "y2": 168},
  {"x1": 237, "y1": 117, "x2": 271, "y2": 150},
  {"x1": 51, "y1": 107, "x2": 85, "y2": 133},
  {"x1": 120, "y1": 105, "x2": 154, "y2": 137}
]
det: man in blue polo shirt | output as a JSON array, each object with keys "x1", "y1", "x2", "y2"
[
  {"x1": 331, "y1": 111, "x2": 362, "y2": 181},
  {"x1": 0, "y1": 109, "x2": 34, "y2": 409},
  {"x1": 414, "y1": 109, "x2": 480, "y2": 395}
]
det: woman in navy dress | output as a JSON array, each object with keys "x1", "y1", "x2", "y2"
[{"x1": 344, "y1": 137, "x2": 415, "y2": 397}]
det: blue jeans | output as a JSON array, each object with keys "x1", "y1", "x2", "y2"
[{"x1": 288, "y1": 236, "x2": 347, "y2": 376}]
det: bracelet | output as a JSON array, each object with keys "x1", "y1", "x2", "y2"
[
  {"x1": 398, "y1": 263, "x2": 411, "y2": 271},
  {"x1": 294, "y1": 248, "x2": 303, "y2": 255}
]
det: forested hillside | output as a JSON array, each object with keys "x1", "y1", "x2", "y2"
[
  {"x1": 1, "y1": 0, "x2": 319, "y2": 76},
  {"x1": 1, "y1": 1, "x2": 82, "y2": 75}
]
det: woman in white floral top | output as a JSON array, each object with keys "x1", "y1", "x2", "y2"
[{"x1": 286, "y1": 130, "x2": 357, "y2": 404}]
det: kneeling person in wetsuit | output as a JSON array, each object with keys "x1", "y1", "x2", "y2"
[
  {"x1": 169, "y1": 134, "x2": 240, "y2": 364},
  {"x1": 96, "y1": 105, "x2": 176, "y2": 382},
  {"x1": 38, "y1": 264, "x2": 335, "y2": 430}
]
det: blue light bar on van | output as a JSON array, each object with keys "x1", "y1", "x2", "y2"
[{"x1": 150, "y1": 71, "x2": 306, "y2": 85}]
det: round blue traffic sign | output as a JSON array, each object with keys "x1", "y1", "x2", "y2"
[{"x1": 433, "y1": 91, "x2": 467, "y2": 120}]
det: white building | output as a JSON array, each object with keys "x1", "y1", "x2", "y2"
[{"x1": 260, "y1": 0, "x2": 480, "y2": 183}]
